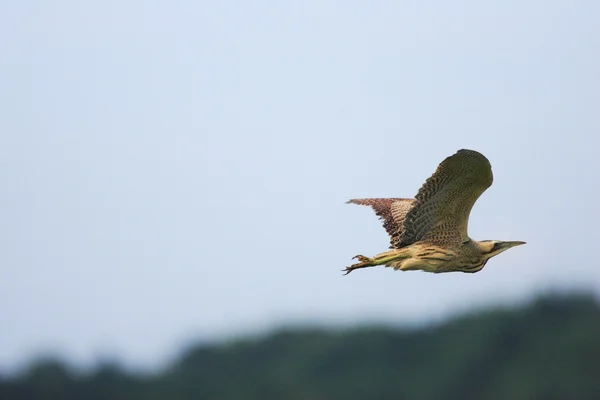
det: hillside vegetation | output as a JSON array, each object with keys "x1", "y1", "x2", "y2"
[{"x1": 2, "y1": 294, "x2": 599, "y2": 399}]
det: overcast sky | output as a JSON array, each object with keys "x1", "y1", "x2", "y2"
[{"x1": 1, "y1": 0, "x2": 599, "y2": 374}]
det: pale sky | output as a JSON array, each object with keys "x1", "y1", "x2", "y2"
[{"x1": 1, "y1": 0, "x2": 599, "y2": 374}]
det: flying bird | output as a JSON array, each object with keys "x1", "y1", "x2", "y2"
[{"x1": 344, "y1": 149, "x2": 525, "y2": 275}]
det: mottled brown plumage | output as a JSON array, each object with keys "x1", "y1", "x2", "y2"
[
  {"x1": 345, "y1": 149, "x2": 525, "y2": 275},
  {"x1": 346, "y1": 198, "x2": 414, "y2": 248}
]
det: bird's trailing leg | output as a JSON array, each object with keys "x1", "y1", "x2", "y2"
[
  {"x1": 343, "y1": 249, "x2": 409, "y2": 275},
  {"x1": 342, "y1": 255, "x2": 376, "y2": 275}
]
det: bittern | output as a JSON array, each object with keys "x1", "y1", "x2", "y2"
[{"x1": 344, "y1": 149, "x2": 525, "y2": 275}]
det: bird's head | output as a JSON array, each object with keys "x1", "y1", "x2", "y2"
[{"x1": 477, "y1": 240, "x2": 526, "y2": 260}]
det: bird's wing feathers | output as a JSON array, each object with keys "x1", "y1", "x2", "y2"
[
  {"x1": 346, "y1": 198, "x2": 415, "y2": 248},
  {"x1": 398, "y1": 149, "x2": 493, "y2": 246}
]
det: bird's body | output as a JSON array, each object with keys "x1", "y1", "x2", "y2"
[{"x1": 345, "y1": 149, "x2": 525, "y2": 275}]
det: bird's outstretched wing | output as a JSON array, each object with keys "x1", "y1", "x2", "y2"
[
  {"x1": 346, "y1": 198, "x2": 415, "y2": 248},
  {"x1": 398, "y1": 149, "x2": 493, "y2": 247}
]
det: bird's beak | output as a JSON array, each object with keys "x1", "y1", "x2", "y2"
[{"x1": 503, "y1": 241, "x2": 526, "y2": 249}]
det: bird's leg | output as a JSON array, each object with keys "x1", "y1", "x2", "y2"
[
  {"x1": 343, "y1": 249, "x2": 409, "y2": 275},
  {"x1": 342, "y1": 255, "x2": 376, "y2": 275}
]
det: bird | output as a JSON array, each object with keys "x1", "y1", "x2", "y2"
[{"x1": 344, "y1": 149, "x2": 525, "y2": 275}]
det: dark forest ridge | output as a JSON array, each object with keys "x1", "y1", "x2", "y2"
[{"x1": 2, "y1": 294, "x2": 599, "y2": 399}]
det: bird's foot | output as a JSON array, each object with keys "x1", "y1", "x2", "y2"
[
  {"x1": 352, "y1": 254, "x2": 372, "y2": 263},
  {"x1": 343, "y1": 255, "x2": 376, "y2": 275}
]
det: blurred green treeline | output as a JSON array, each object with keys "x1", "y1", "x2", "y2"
[{"x1": 1, "y1": 294, "x2": 599, "y2": 400}]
